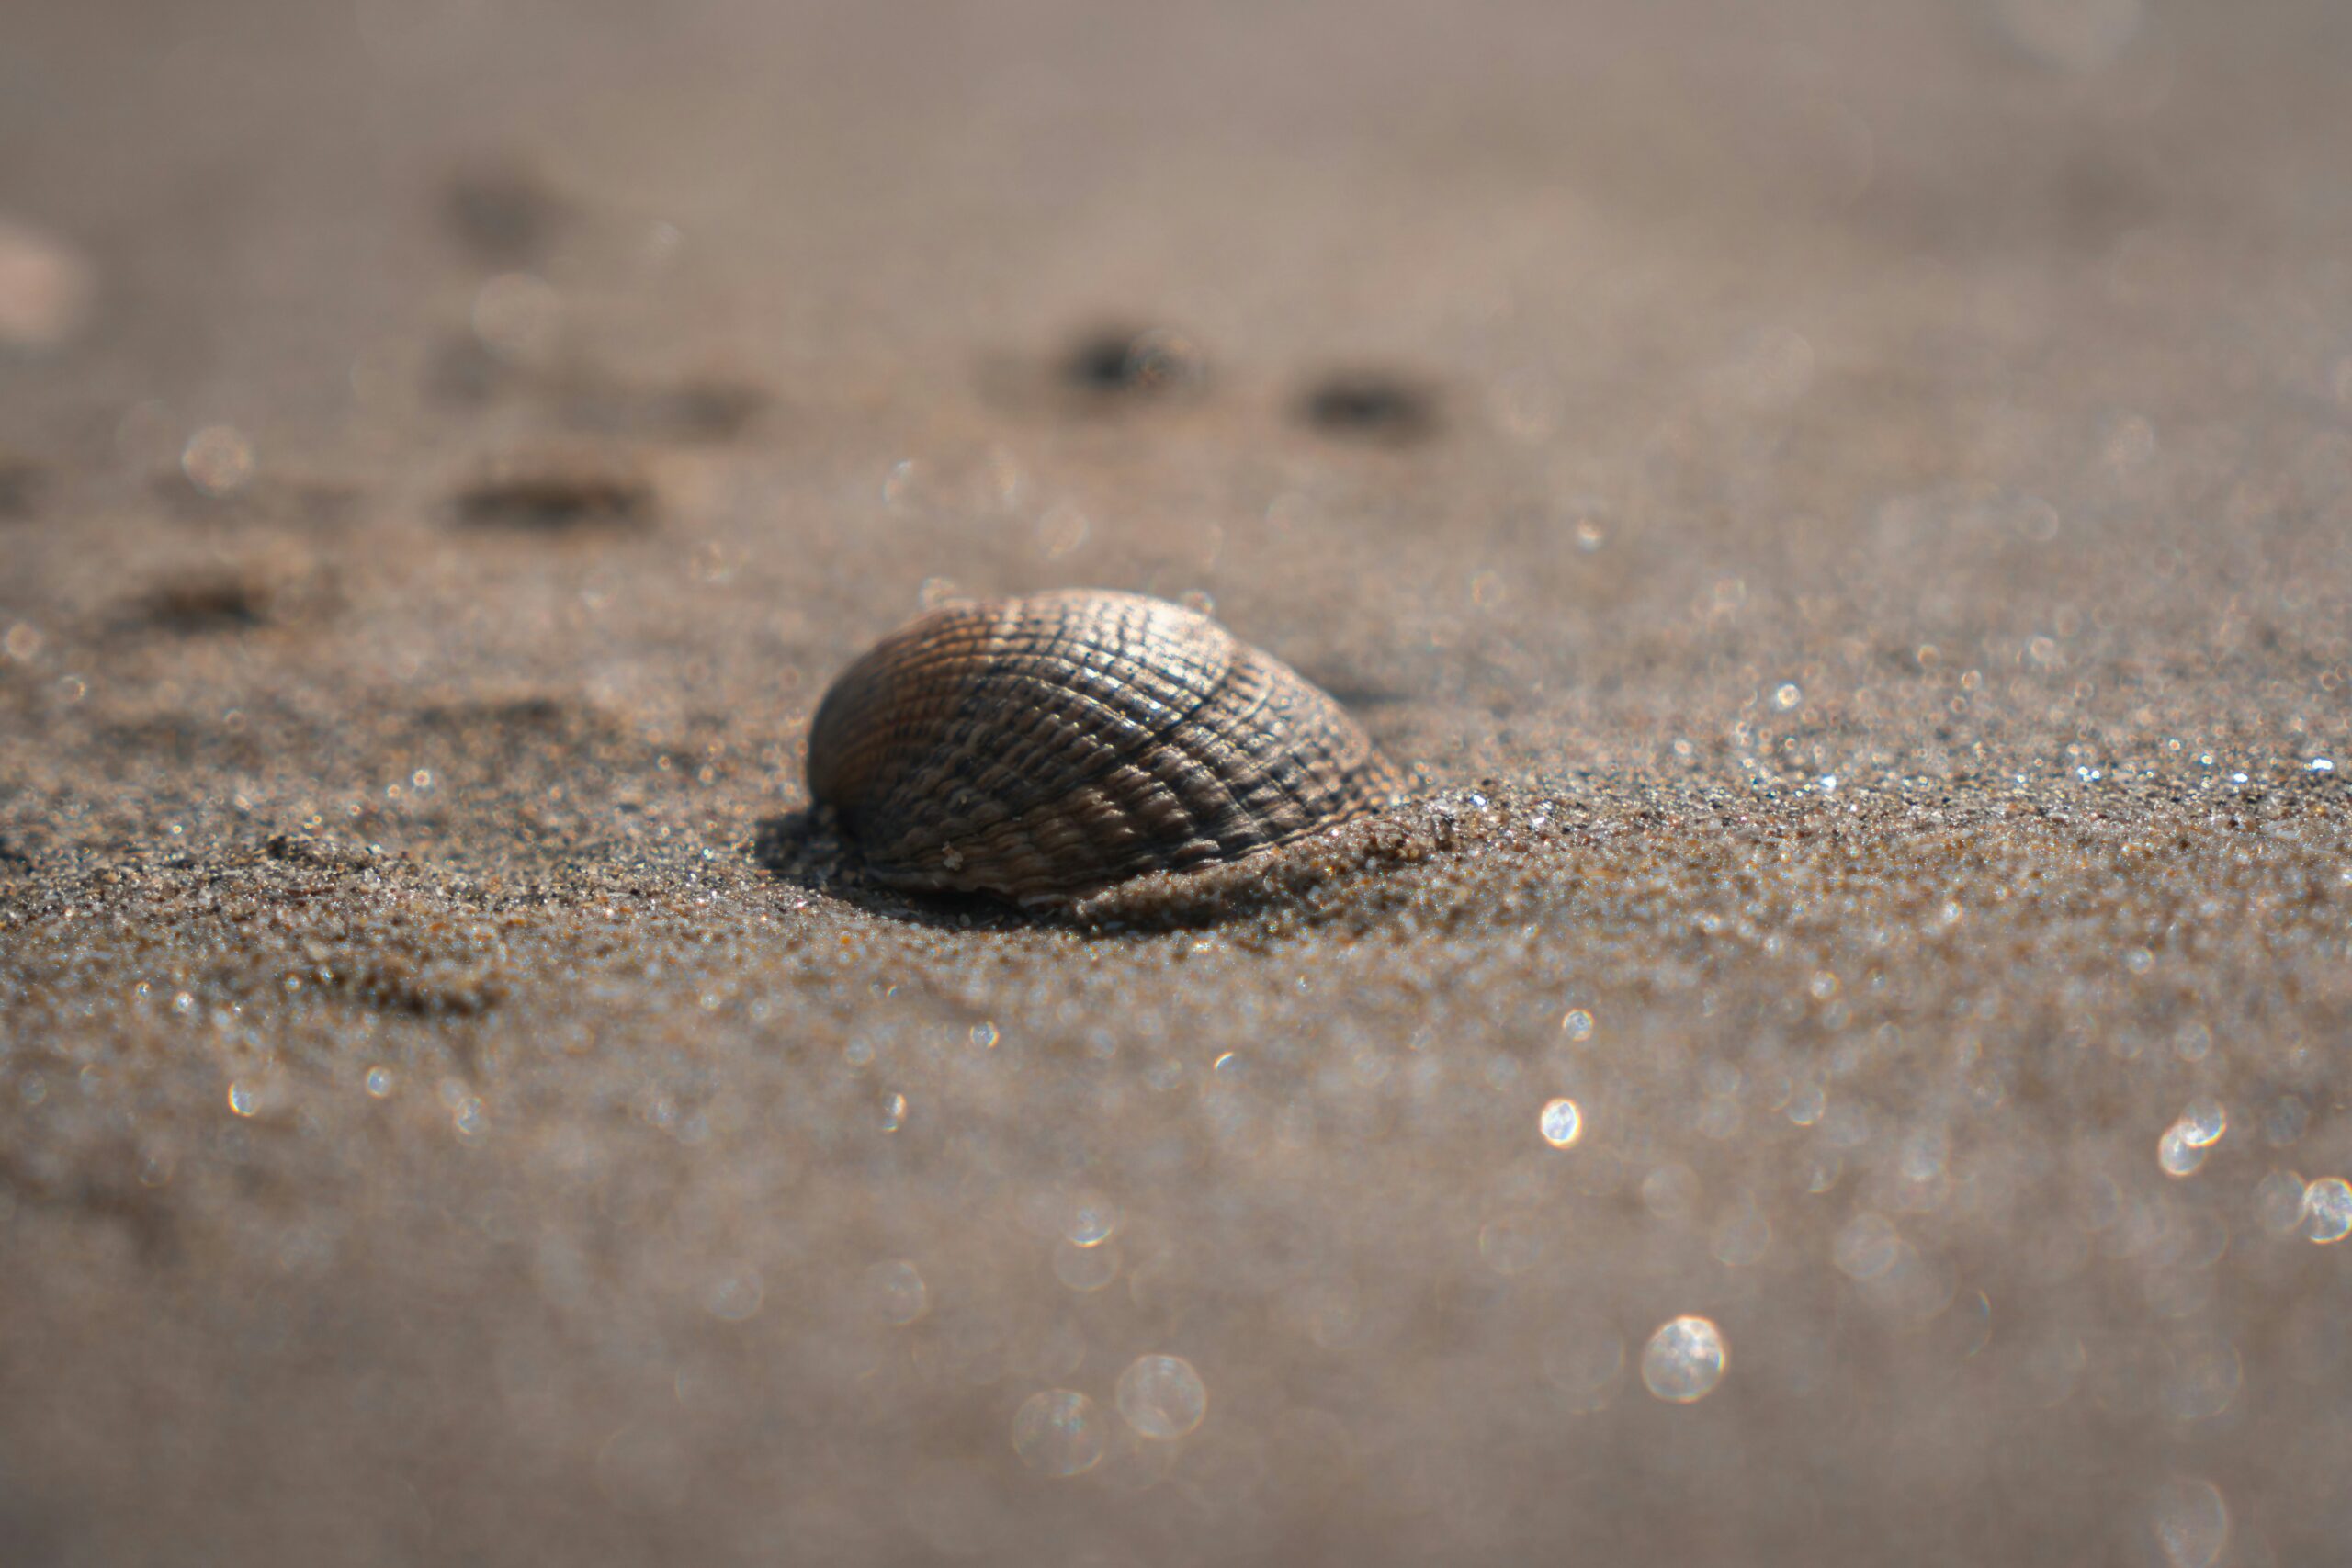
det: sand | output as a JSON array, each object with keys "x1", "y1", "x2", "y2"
[{"x1": 4, "y1": 1, "x2": 2351, "y2": 1562}]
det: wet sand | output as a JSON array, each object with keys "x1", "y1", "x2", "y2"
[{"x1": 4, "y1": 1, "x2": 2351, "y2": 1562}]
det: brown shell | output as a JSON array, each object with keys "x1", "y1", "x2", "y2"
[{"x1": 807, "y1": 590, "x2": 1402, "y2": 906}]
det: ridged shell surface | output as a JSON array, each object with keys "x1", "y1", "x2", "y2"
[{"x1": 807, "y1": 591, "x2": 1401, "y2": 905}]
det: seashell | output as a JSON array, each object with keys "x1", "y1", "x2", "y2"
[{"x1": 807, "y1": 590, "x2": 1402, "y2": 907}]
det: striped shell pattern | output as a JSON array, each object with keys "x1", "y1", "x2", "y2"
[{"x1": 806, "y1": 590, "x2": 1401, "y2": 906}]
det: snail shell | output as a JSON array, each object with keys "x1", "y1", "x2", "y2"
[{"x1": 807, "y1": 590, "x2": 1402, "y2": 906}]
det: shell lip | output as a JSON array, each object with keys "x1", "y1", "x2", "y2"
[{"x1": 854, "y1": 794, "x2": 1401, "y2": 913}]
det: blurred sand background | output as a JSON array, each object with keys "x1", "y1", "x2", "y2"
[{"x1": 4, "y1": 0, "x2": 2352, "y2": 1562}]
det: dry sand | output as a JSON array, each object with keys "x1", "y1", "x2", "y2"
[{"x1": 4, "y1": 1, "x2": 2351, "y2": 1562}]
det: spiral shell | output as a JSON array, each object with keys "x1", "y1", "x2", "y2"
[{"x1": 807, "y1": 590, "x2": 1401, "y2": 906}]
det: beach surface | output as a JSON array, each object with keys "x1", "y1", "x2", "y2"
[{"x1": 4, "y1": 2, "x2": 2351, "y2": 1562}]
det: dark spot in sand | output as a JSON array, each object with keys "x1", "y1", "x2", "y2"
[
  {"x1": 1060, "y1": 325, "x2": 1208, "y2": 399},
  {"x1": 264, "y1": 833, "x2": 379, "y2": 873},
  {"x1": 454, "y1": 456, "x2": 654, "y2": 532},
  {"x1": 443, "y1": 164, "x2": 571, "y2": 265},
  {"x1": 1299, "y1": 372, "x2": 1441, "y2": 443},
  {"x1": 557, "y1": 375, "x2": 772, "y2": 442},
  {"x1": 0, "y1": 453, "x2": 43, "y2": 518},
  {"x1": 134, "y1": 572, "x2": 277, "y2": 633}
]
